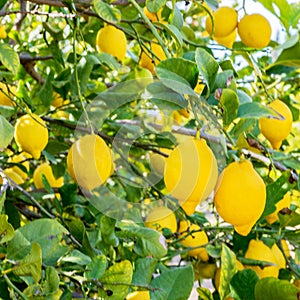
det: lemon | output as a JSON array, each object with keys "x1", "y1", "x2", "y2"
[
  {"x1": 33, "y1": 163, "x2": 64, "y2": 189},
  {"x1": 238, "y1": 14, "x2": 271, "y2": 48},
  {"x1": 126, "y1": 291, "x2": 150, "y2": 300},
  {"x1": 194, "y1": 81, "x2": 205, "y2": 94},
  {"x1": 143, "y1": 6, "x2": 162, "y2": 22},
  {"x1": 0, "y1": 25, "x2": 7, "y2": 39},
  {"x1": 3, "y1": 168, "x2": 25, "y2": 185},
  {"x1": 139, "y1": 42, "x2": 166, "y2": 75},
  {"x1": 245, "y1": 240, "x2": 285, "y2": 278},
  {"x1": 164, "y1": 138, "x2": 218, "y2": 215},
  {"x1": 96, "y1": 25, "x2": 127, "y2": 61},
  {"x1": 214, "y1": 29, "x2": 237, "y2": 48},
  {"x1": 265, "y1": 192, "x2": 291, "y2": 224},
  {"x1": 51, "y1": 92, "x2": 65, "y2": 108},
  {"x1": 194, "y1": 262, "x2": 217, "y2": 280},
  {"x1": 0, "y1": 82, "x2": 16, "y2": 106},
  {"x1": 205, "y1": 6, "x2": 238, "y2": 38},
  {"x1": 14, "y1": 114, "x2": 49, "y2": 160},
  {"x1": 145, "y1": 206, "x2": 177, "y2": 233},
  {"x1": 67, "y1": 134, "x2": 112, "y2": 191},
  {"x1": 259, "y1": 99, "x2": 293, "y2": 149},
  {"x1": 214, "y1": 160, "x2": 266, "y2": 236},
  {"x1": 8, "y1": 153, "x2": 30, "y2": 182},
  {"x1": 178, "y1": 221, "x2": 209, "y2": 261}
]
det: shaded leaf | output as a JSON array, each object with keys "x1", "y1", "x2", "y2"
[
  {"x1": 43, "y1": 266, "x2": 60, "y2": 294},
  {"x1": 146, "y1": 0, "x2": 166, "y2": 13},
  {"x1": 84, "y1": 255, "x2": 107, "y2": 280},
  {"x1": 0, "y1": 214, "x2": 14, "y2": 244},
  {"x1": 219, "y1": 88, "x2": 239, "y2": 127},
  {"x1": 0, "y1": 115, "x2": 14, "y2": 149}
]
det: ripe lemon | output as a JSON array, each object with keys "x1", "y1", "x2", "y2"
[
  {"x1": 3, "y1": 168, "x2": 25, "y2": 185},
  {"x1": 164, "y1": 139, "x2": 218, "y2": 215},
  {"x1": 139, "y1": 42, "x2": 166, "y2": 75},
  {"x1": 214, "y1": 160, "x2": 266, "y2": 236},
  {"x1": 0, "y1": 25, "x2": 7, "y2": 39},
  {"x1": 214, "y1": 29, "x2": 237, "y2": 48},
  {"x1": 178, "y1": 221, "x2": 209, "y2": 261},
  {"x1": 145, "y1": 206, "x2": 177, "y2": 233},
  {"x1": 194, "y1": 262, "x2": 217, "y2": 280},
  {"x1": 51, "y1": 92, "x2": 65, "y2": 108},
  {"x1": 33, "y1": 163, "x2": 64, "y2": 189},
  {"x1": 0, "y1": 82, "x2": 16, "y2": 106},
  {"x1": 67, "y1": 134, "x2": 112, "y2": 191},
  {"x1": 259, "y1": 100, "x2": 293, "y2": 149},
  {"x1": 245, "y1": 240, "x2": 285, "y2": 278},
  {"x1": 126, "y1": 291, "x2": 150, "y2": 300},
  {"x1": 205, "y1": 6, "x2": 238, "y2": 38},
  {"x1": 238, "y1": 14, "x2": 271, "y2": 48},
  {"x1": 143, "y1": 6, "x2": 162, "y2": 22},
  {"x1": 14, "y1": 114, "x2": 49, "y2": 160},
  {"x1": 96, "y1": 25, "x2": 127, "y2": 61},
  {"x1": 8, "y1": 152, "x2": 30, "y2": 182},
  {"x1": 265, "y1": 192, "x2": 291, "y2": 224}
]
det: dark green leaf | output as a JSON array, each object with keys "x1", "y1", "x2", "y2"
[
  {"x1": 43, "y1": 266, "x2": 60, "y2": 294},
  {"x1": 0, "y1": 43, "x2": 20, "y2": 74},
  {"x1": 132, "y1": 258, "x2": 157, "y2": 286},
  {"x1": 61, "y1": 249, "x2": 92, "y2": 265},
  {"x1": 0, "y1": 115, "x2": 14, "y2": 149},
  {"x1": 100, "y1": 216, "x2": 119, "y2": 247},
  {"x1": 84, "y1": 255, "x2": 107, "y2": 280},
  {"x1": 94, "y1": 0, "x2": 121, "y2": 23},
  {"x1": 219, "y1": 88, "x2": 239, "y2": 127},
  {"x1": 237, "y1": 102, "x2": 278, "y2": 119},
  {"x1": 146, "y1": 0, "x2": 166, "y2": 13}
]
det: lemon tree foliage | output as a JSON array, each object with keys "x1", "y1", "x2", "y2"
[{"x1": 0, "y1": 0, "x2": 299, "y2": 299}]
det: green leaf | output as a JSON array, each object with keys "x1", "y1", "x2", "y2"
[
  {"x1": 237, "y1": 102, "x2": 278, "y2": 119},
  {"x1": 118, "y1": 221, "x2": 167, "y2": 259},
  {"x1": 62, "y1": 249, "x2": 92, "y2": 265},
  {"x1": 99, "y1": 260, "x2": 133, "y2": 300},
  {"x1": 274, "y1": 41, "x2": 300, "y2": 67},
  {"x1": 13, "y1": 242, "x2": 42, "y2": 283},
  {"x1": 146, "y1": 0, "x2": 166, "y2": 13},
  {"x1": 7, "y1": 218, "x2": 69, "y2": 266},
  {"x1": 0, "y1": 43, "x2": 20, "y2": 74},
  {"x1": 196, "y1": 287, "x2": 214, "y2": 300},
  {"x1": 94, "y1": 0, "x2": 121, "y2": 23},
  {"x1": 195, "y1": 48, "x2": 219, "y2": 95},
  {"x1": 100, "y1": 215, "x2": 119, "y2": 247},
  {"x1": 254, "y1": 277, "x2": 300, "y2": 300},
  {"x1": 37, "y1": 71, "x2": 54, "y2": 111},
  {"x1": 43, "y1": 266, "x2": 60, "y2": 294},
  {"x1": 219, "y1": 244, "x2": 237, "y2": 300},
  {"x1": 219, "y1": 88, "x2": 239, "y2": 127},
  {"x1": 132, "y1": 258, "x2": 157, "y2": 286},
  {"x1": 279, "y1": 211, "x2": 300, "y2": 228},
  {"x1": 150, "y1": 265, "x2": 194, "y2": 300},
  {"x1": 237, "y1": 89, "x2": 252, "y2": 104},
  {"x1": 0, "y1": 115, "x2": 14, "y2": 149},
  {"x1": 0, "y1": 214, "x2": 14, "y2": 244},
  {"x1": 84, "y1": 255, "x2": 107, "y2": 280},
  {"x1": 0, "y1": 191, "x2": 5, "y2": 213},
  {"x1": 156, "y1": 57, "x2": 199, "y2": 88},
  {"x1": 230, "y1": 269, "x2": 259, "y2": 300}
]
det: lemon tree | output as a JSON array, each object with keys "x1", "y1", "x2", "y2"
[{"x1": 0, "y1": 0, "x2": 299, "y2": 299}]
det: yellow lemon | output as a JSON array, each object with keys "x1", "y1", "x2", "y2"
[
  {"x1": 14, "y1": 114, "x2": 49, "y2": 160},
  {"x1": 67, "y1": 134, "x2": 112, "y2": 191},
  {"x1": 143, "y1": 6, "x2": 162, "y2": 22},
  {"x1": 164, "y1": 139, "x2": 218, "y2": 215},
  {"x1": 8, "y1": 152, "x2": 30, "y2": 182},
  {"x1": 205, "y1": 6, "x2": 238, "y2": 38},
  {"x1": 194, "y1": 81, "x2": 205, "y2": 94},
  {"x1": 245, "y1": 240, "x2": 284, "y2": 278},
  {"x1": 179, "y1": 221, "x2": 209, "y2": 261},
  {"x1": 0, "y1": 82, "x2": 16, "y2": 106},
  {"x1": 33, "y1": 163, "x2": 64, "y2": 189},
  {"x1": 259, "y1": 100, "x2": 293, "y2": 149},
  {"x1": 126, "y1": 291, "x2": 150, "y2": 300},
  {"x1": 265, "y1": 192, "x2": 291, "y2": 224},
  {"x1": 0, "y1": 25, "x2": 7, "y2": 39},
  {"x1": 214, "y1": 160, "x2": 266, "y2": 236},
  {"x1": 145, "y1": 206, "x2": 177, "y2": 233},
  {"x1": 3, "y1": 168, "x2": 25, "y2": 185},
  {"x1": 139, "y1": 42, "x2": 166, "y2": 75},
  {"x1": 96, "y1": 25, "x2": 127, "y2": 61},
  {"x1": 238, "y1": 14, "x2": 271, "y2": 48},
  {"x1": 51, "y1": 92, "x2": 65, "y2": 108},
  {"x1": 214, "y1": 28, "x2": 237, "y2": 48}
]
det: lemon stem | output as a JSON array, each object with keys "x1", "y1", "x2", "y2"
[{"x1": 128, "y1": 0, "x2": 171, "y2": 58}]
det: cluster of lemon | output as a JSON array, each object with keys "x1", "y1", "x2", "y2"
[{"x1": 205, "y1": 6, "x2": 272, "y2": 48}]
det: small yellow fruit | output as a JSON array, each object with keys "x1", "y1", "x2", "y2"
[
  {"x1": 179, "y1": 221, "x2": 209, "y2": 261},
  {"x1": 126, "y1": 290, "x2": 150, "y2": 300},
  {"x1": 67, "y1": 134, "x2": 112, "y2": 191},
  {"x1": 33, "y1": 163, "x2": 64, "y2": 189},
  {"x1": 96, "y1": 25, "x2": 127, "y2": 61},
  {"x1": 3, "y1": 168, "x2": 25, "y2": 185},
  {"x1": 194, "y1": 81, "x2": 205, "y2": 94},
  {"x1": 214, "y1": 160, "x2": 266, "y2": 236},
  {"x1": 14, "y1": 114, "x2": 49, "y2": 160},
  {"x1": 205, "y1": 6, "x2": 238, "y2": 38},
  {"x1": 259, "y1": 100, "x2": 293, "y2": 149},
  {"x1": 8, "y1": 153, "x2": 30, "y2": 182},
  {"x1": 139, "y1": 42, "x2": 166, "y2": 75},
  {"x1": 265, "y1": 192, "x2": 291, "y2": 224},
  {"x1": 0, "y1": 82, "x2": 16, "y2": 106},
  {"x1": 238, "y1": 14, "x2": 271, "y2": 48},
  {"x1": 0, "y1": 25, "x2": 7, "y2": 39},
  {"x1": 245, "y1": 240, "x2": 285, "y2": 278},
  {"x1": 214, "y1": 29, "x2": 237, "y2": 48},
  {"x1": 51, "y1": 92, "x2": 65, "y2": 108},
  {"x1": 145, "y1": 206, "x2": 177, "y2": 233},
  {"x1": 143, "y1": 6, "x2": 162, "y2": 22},
  {"x1": 164, "y1": 139, "x2": 218, "y2": 215}
]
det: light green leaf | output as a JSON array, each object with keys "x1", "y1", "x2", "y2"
[
  {"x1": 61, "y1": 249, "x2": 92, "y2": 265},
  {"x1": 255, "y1": 277, "x2": 300, "y2": 300},
  {"x1": 13, "y1": 242, "x2": 42, "y2": 283},
  {"x1": 274, "y1": 41, "x2": 300, "y2": 67},
  {"x1": 197, "y1": 287, "x2": 214, "y2": 300},
  {"x1": 0, "y1": 43, "x2": 20, "y2": 74},
  {"x1": 84, "y1": 255, "x2": 107, "y2": 280},
  {"x1": 94, "y1": 0, "x2": 121, "y2": 23},
  {"x1": 150, "y1": 265, "x2": 194, "y2": 300},
  {"x1": 237, "y1": 89, "x2": 252, "y2": 104},
  {"x1": 99, "y1": 260, "x2": 133, "y2": 300},
  {"x1": 100, "y1": 215, "x2": 119, "y2": 247},
  {"x1": 0, "y1": 115, "x2": 14, "y2": 149},
  {"x1": 146, "y1": 0, "x2": 166, "y2": 13},
  {"x1": 0, "y1": 214, "x2": 14, "y2": 244},
  {"x1": 43, "y1": 266, "x2": 60, "y2": 294},
  {"x1": 237, "y1": 102, "x2": 278, "y2": 119},
  {"x1": 158, "y1": 24, "x2": 183, "y2": 54},
  {"x1": 132, "y1": 258, "x2": 157, "y2": 286},
  {"x1": 219, "y1": 88, "x2": 239, "y2": 127}
]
